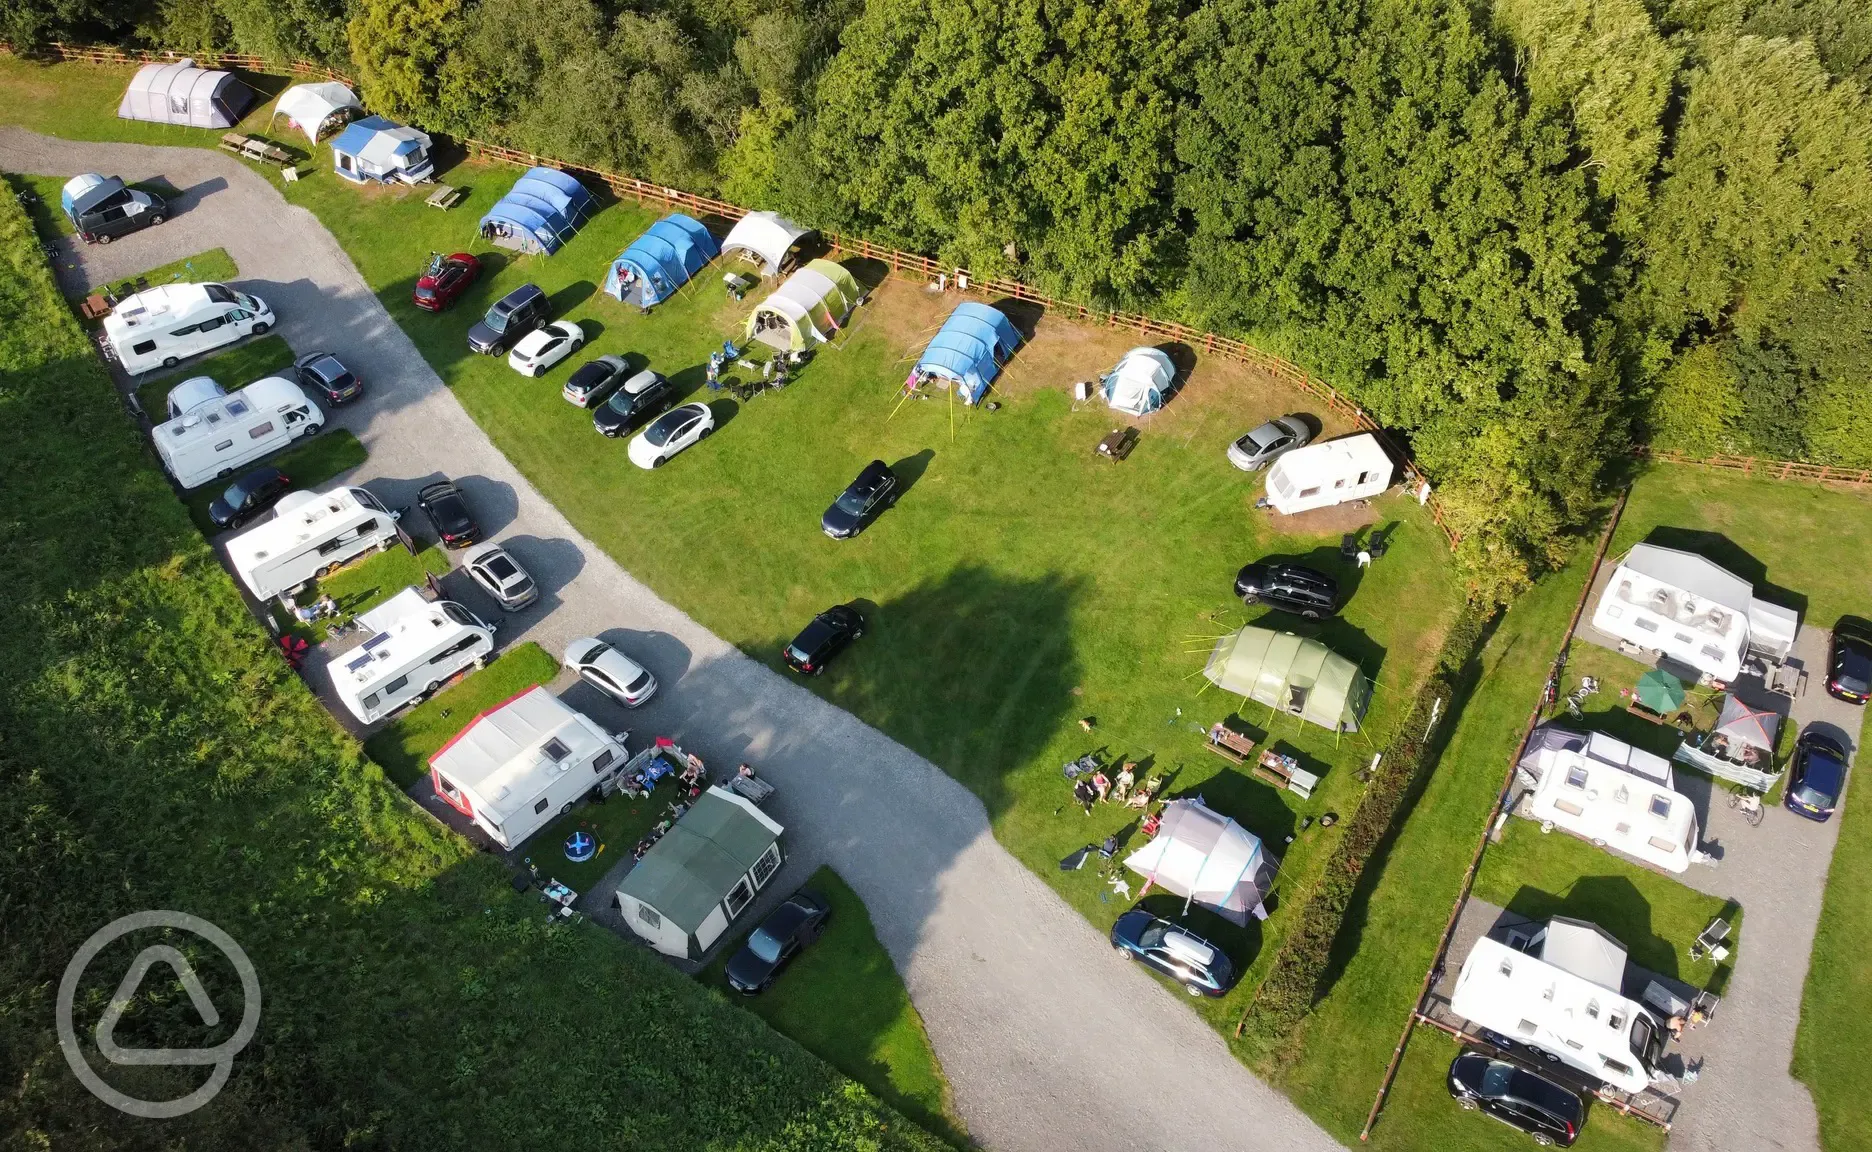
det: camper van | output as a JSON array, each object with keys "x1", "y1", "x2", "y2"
[
  {"x1": 330, "y1": 588, "x2": 496, "y2": 724},
  {"x1": 61, "y1": 173, "x2": 167, "y2": 244},
  {"x1": 151, "y1": 376, "x2": 323, "y2": 490},
  {"x1": 227, "y1": 486, "x2": 401, "y2": 600},
  {"x1": 102, "y1": 282, "x2": 274, "y2": 376}
]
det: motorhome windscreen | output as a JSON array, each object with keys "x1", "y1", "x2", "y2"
[{"x1": 206, "y1": 284, "x2": 237, "y2": 305}]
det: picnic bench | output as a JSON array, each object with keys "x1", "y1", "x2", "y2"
[
  {"x1": 1096, "y1": 427, "x2": 1138, "y2": 463},
  {"x1": 426, "y1": 184, "x2": 466, "y2": 210},
  {"x1": 79, "y1": 293, "x2": 111, "y2": 321},
  {"x1": 1767, "y1": 660, "x2": 1808, "y2": 700},
  {"x1": 1206, "y1": 722, "x2": 1257, "y2": 765},
  {"x1": 1253, "y1": 749, "x2": 1321, "y2": 800},
  {"x1": 219, "y1": 132, "x2": 294, "y2": 167}
]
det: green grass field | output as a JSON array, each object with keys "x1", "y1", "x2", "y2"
[
  {"x1": 98, "y1": 244, "x2": 238, "y2": 297},
  {"x1": 272, "y1": 540, "x2": 452, "y2": 643},
  {"x1": 136, "y1": 332, "x2": 294, "y2": 416},
  {"x1": 363, "y1": 641, "x2": 560, "y2": 788}
]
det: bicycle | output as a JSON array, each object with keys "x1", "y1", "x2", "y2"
[{"x1": 1728, "y1": 789, "x2": 1765, "y2": 827}]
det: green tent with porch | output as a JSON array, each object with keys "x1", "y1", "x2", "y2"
[
  {"x1": 744, "y1": 258, "x2": 863, "y2": 352},
  {"x1": 1201, "y1": 626, "x2": 1371, "y2": 733}
]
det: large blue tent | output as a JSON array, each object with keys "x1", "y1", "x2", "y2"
[
  {"x1": 914, "y1": 302, "x2": 1023, "y2": 404},
  {"x1": 478, "y1": 167, "x2": 595, "y2": 255},
  {"x1": 602, "y1": 214, "x2": 719, "y2": 307}
]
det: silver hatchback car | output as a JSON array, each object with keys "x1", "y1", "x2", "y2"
[
  {"x1": 1226, "y1": 415, "x2": 1312, "y2": 471},
  {"x1": 461, "y1": 541, "x2": 539, "y2": 611}
]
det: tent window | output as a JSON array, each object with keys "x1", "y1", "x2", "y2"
[
  {"x1": 1285, "y1": 686, "x2": 1308, "y2": 712},
  {"x1": 636, "y1": 904, "x2": 661, "y2": 929},
  {"x1": 751, "y1": 844, "x2": 781, "y2": 887},
  {"x1": 724, "y1": 877, "x2": 754, "y2": 918},
  {"x1": 1648, "y1": 795, "x2": 1672, "y2": 819}
]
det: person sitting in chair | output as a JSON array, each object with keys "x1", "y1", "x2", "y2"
[
  {"x1": 1091, "y1": 770, "x2": 1111, "y2": 802},
  {"x1": 1112, "y1": 762, "x2": 1136, "y2": 803}
]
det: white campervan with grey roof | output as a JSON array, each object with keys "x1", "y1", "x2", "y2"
[
  {"x1": 227, "y1": 486, "x2": 401, "y2": 601},
  {"x1": 102, "y1": 282, "x2": 274, "y2": 376},
  {"x1": 152, "y1": 375, "x2": 323, "y2": 489},
  {"x1": 330, "y1": 588, "x2": 495, "y2": 724}
]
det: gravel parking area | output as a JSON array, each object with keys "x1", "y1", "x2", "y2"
[{"x1": 2, "y1": 127, "x2": 1346, "y2": 1152}]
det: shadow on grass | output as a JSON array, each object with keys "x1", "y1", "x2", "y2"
[
  {"x1": 1638, "y1": 527, "x2": 1806, "y2": 617},
  {"x1": 1501, "y1": 876, "x2": 1681, "y2": 980}
]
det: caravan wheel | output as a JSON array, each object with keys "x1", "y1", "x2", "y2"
[
  {"x1": 560, "y1": 802, "x2": 574, "y2": 815},
  {"x1": 163, "y1": 356, "x2": 179, "y2": 368},
  {"x1": 425, "y1": 680, "x2": 441, "y2": 697}
]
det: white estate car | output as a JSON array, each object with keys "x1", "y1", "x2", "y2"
[
  {"x1": 627, "y1": 402, "x2": 715, "y2": 470},
  {"x1": 507, "y1": 320, "x2": 585, "y2": 377},
  {"x1": 461, "y1": 541, "x2": 539, "y2": 611},
  {"x1": 564, "y1": 637, "x2": 658, "y2": 707}
]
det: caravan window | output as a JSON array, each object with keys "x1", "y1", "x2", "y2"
[
  {"x1": 1359, "y1": 470, "x2": 1382, "y2": 484},
  {"x1": 533, "y1": 797, "x2": 550, "y2": 815},
  {"x1": 384, "y1": 675, "x2": 410, "y2": 696},
  {"x1": 1701, "y1": 644, "x2": 1725, "y2": 661},
  {"x1": 442, "y1": 603, "x2": 478, "y2": 628},
  {"x1": 317, "y1": 529, "x2": 361, "y2": 556},
  {"x1": 436, "y1": 774, "x2": 464, "y2": 804},
  {"x1": 247, "y1": 421, "x2": 276, "y2": 440},
  {"x1": 542, "y1": 738, "x2": 571, "y2": 763},
  {"x1": 751, "y1": 844, "x2": 781, "y2": 887},
  {"x1": 197, "y1": 316, "x2": 226, "y2": 334},
  {"x1": 214, "y1": 439, "x2": 234, "y2": 452},
  {"x1": 1298, "y1": 486, "x2": 1321, "y2": 499},
  {"x1": 169, "y1": 324, "x2": 200, "y2": 337},
  {"x1": 724, "y1": 877, "x2": 754, "y2": 918},
  {"x1": 1564, "y1": 766, "x2": 1589, "y2": 789},
  {"x1": 1633, "y1": 617, "x2": 1659, "y2": 633},
  {"x1": 1648, "y1": 795, "x2": 1672, "y2": 819},
  {"x1": 361, "y1": 692, "x2": 380, "y2": 711},
  {"x1": 428, "y1": 637, "x2": 479, "y2": 664},
  {"x1": 132, "y1": 339, "x2": 156, "y2": 354},
  {"x1": 591, "y1": 749, "x2": 615, "y2": 773},
  {"x1": 206, "y1": 285, "x2": 237, "y2": 305},
  {"x1": 1648, "y1": 835, "x2": 1677, "y2": 853}
]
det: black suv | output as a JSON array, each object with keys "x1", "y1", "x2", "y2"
[
  {"x1": 1447, "y1": 1051, "x2": 1583, "y2": 1146},
  {"x1": 783, "y1": 604, "x2": 865, "y2": 675},
  {"x1": 592, "y1": 369, "x2": 676, "y2": 436},
  {"x1": 1234, "y1": 561, "x2": 1340, "y2": 618},
  {"x1": 821, "y1": 459, "x2": 899, "y2": 539},
  {"x1": 467, "y1": 283, "x2": 549, "y2": 355},
  {"x1": 207, "y1": 466, "x2": 291, "y2": 530}
]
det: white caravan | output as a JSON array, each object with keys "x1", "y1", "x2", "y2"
[
  {"x1": 152, "y1": 376, "x2": 324, "y2": 490},
  {"x1": 1263, "y1": 433, "x2": 1394, "y2": 515},
  {"x1": 427, "y1": 686, "x2": 630, "y2": 849},
  {"x1": 330, "y1": 588, "x2": 495, "y2": 724},
  {"x1": 164, "y1": 374, "x2": 225, "y2": 419},
  {"x1": 227, "y1": 486, "x2": 401, "y2": 600},
  {"x1": 1450, "y1": 918, "x2": 1669, "y2": 1095},
  {"x1": 1590, "y1": 543, "x2": 1801, "y2": 683},
  {"x1": 102, "y1": 282, "x2": 274, "y2": 376},
  {"x1": 1517, "y1": 726, "x2": 1701, "y2": 873}
]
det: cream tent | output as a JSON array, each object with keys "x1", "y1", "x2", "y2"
[
  {"x1": 1202, "y1": 626, "x2": 1371, "y2": 733},
  {"x1": 722, "y1": 211, "x2": 811, "y2": 276},
  {"x1": 1124, "y1": 799, "x2": 1278, "y2": 924},
  {"x1": 745, "y1": 259, "x2": 863, "y2": 352},
  {"x1": 273, "y1": 82, "x2": 361, "y2": 143},
  {"x1": 117, "y1": 59, "x2": 253, "y2": 129},
  {"x1": 1102, "y1": 347, "x2": 1174, "y2": 416}
]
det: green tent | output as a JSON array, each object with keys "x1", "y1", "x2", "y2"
[
  {"x1": 745, "y1": 258, "x2": 863, "y2": 352},
  {"x1": 615, "y1": 787, "x2": 784, "y2": 959},
  {"x1": 1202, "y1": 626, "x2": 1372, "y2": 733}
]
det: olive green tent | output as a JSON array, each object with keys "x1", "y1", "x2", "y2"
[
  {"x1": 745, "y1": 258, "x2": 863, "y2": 352},
  {"x1": 1202, "y1": 626, "x2": 1371, "y2": 733}
]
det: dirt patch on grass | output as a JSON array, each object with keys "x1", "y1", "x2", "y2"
[{"x1": 1254, "y1": 498, "x2": 1384, "y2": 540}]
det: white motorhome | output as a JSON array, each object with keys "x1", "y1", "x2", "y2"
[
  {"x1": 1264, "y1": 433, "x2": 1394, "y2": 515},
  {"x1": 102, "y1": 282, "x2": 274, "y2": 376},
  {"x1": 330, "y1": 588, "x2": 495, "y2": 724},
  {"x1": 1516, "y1": 727, "x2": 1701, "y2": 873},
  {"x1": 152, "y1": 375, "x2": 324, "y2": 490},
  {"x1": 227, "y1": 486, "x2": 400, "y2": 600},
  {"x1": 428, "y1": 686, "x2": 630, "y2": 849},
  {"x1": 1450, "y1": 918, "x2": 1669, "y2": 1095}
]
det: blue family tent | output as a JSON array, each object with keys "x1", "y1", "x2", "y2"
[
  {"x1": 914, "y1": 302, "x2": 1023, "y2": 404},
  {"x1": 478, "y1": 167, "x2": 596, "y2": 256},
  {"x1": 602, "y1": 214, "x2": 719, "y2": 308}
]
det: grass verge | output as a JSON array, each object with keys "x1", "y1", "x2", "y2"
[
  {"x1": 179, "y1": 428, "x2": 366, "y2": 532},
  {"x1": 271, "y1": 540, "x2": 452, "y2": 643},
  {"x1": 135, "y1": 331, "x2": 294, "y2": 417}
]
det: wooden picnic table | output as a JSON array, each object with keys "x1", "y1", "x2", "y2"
[
  {"x1": 1206, "y1": 722, "x2": 1257, "y2": 765},
  {"x1": 426, "y1": 184, "x2": 465, "y2": 210},
  {"x1": 1096, "y1": 427, "x2": 1138, "y2": 462},
  {"x1": 79, "y1": 293, "x2": 111, "y2": 321},
  {"x1": 1254, "y1": 749, "x2": 1321, "y2": 800}
]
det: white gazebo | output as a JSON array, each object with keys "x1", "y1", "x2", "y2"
[
  {"x1": 273, "y1": 82, "x2": 362, "y2": 143},
  {"x1": 721, "y1": 211, "x2": 811, "y2": 276}
]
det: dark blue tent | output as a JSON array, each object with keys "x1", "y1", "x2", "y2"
[
  {"x1": 914, "y1": 303, "x2": 1023, "y2": 403},
  {"x1": 603, "y1": 214, "x2": 720, "y2": 307},
  {"x1": 479, "y1": 167, "x2": 596, "y2": 255}
]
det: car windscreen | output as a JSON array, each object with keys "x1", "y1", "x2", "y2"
[
  {"x1": 748, "y1": 926, "x2": 785, "y2": 963},
  {"x1": 578, "y1": 643, "x2": 608, "y2": 665},
  {"x1": 1792, "y1": 775, "x2": 1839, "y2": 807},
  {"x1": 414, "y1": 286, "x2": 436, "y2": 300},
  {"x1": 834, "y1": 486, "x2": 871, "y2": 515},
  {"x1": 483, "y1": 306, "x2": 511, "y2": 333}
]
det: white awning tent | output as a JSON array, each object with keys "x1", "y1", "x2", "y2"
[
  {"x1": 1123, "y1": 798, "x2": 1278, "y2": 924},
  {"x1": 722, "y1": 211, "x2": 811, "y2": 276},
  {"x1": 117, "y1": 59, "x2": 253, "y2": 129},
  {"x1": 1101, "y1": 347, "x2": 1174, "y2": 416},
  {"x1": 273, "y1": 82, "x2": 361, "y2": 143}
]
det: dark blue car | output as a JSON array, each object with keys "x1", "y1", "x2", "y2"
[
  {"x1": 1786, "y1": 729, "x2": 1849, "y2": 822},
  {"x1": 1109, "y1": 909, "x2": 1235, "y2": 997}
]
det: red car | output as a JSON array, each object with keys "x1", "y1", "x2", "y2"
[{"x1": 412, "y1": 252, "x2": 480, "y2": 312}]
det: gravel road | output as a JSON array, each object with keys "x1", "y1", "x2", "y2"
[{"x1": 2, "y1": 127, "x2": 1346, "y2": 1152}]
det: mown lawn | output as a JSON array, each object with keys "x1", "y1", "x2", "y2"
[
  {"x1": 97, "y1": 244, "x2": 238, "y2": 298},
  {"x1": 272, "y1": 540, "x2": 452, "y2": 643},
  {"x1": 362, "y1": 641, "x2": 560, "y2": 789}
]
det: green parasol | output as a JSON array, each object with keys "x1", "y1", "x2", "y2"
[{"x1": 1635, "y1": 669, "x2": 1687, "y2": 713}]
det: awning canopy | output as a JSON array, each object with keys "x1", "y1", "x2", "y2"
[
  {"x1": 914, "y1": 302, "x2": 1023, "y2": 404},
  {"x1": 602, "y1": 213, "x2": 720, "y2": 305},
  {"x1": 721, "y1": 210, "x2": 810, "y2": 276},
  {"x1": 1123, "y1": 799, "x2": 1277, "y2": 924},
  {"x1": 479, "y1": 167, "x2": 596, "y2": 255},
  {"x1": 274, "y1": 82, "x2": 360, "y2": 143},
  {"x1": 1714, "y1": 694, "x2": 1779, "y2": 752},
  {"x1": 1202, "y1": 626, "x2": 1371, "y2": 733},
  {"x1": 616, "y1": 789, "x2": 780, "y2": 932},
  {"x1": 1102, "y1": 346, "x2": 1173, "y2": 415}
]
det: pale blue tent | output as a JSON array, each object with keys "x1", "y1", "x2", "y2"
[
  {"x1": 479, "y1": 167, "x2": 595, "y2": 255},
  {"x1": 602, "y1": 214, "x2": 720, "y2": 307},
  {"x1": 914, "y1": 303, "x2": 1023, "y2": 404}
]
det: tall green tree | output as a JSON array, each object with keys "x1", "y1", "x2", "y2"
[
  {"x1": 215, "y1": 0, "x2": 349, "y2": 65},
  {"x1": 347, "y1": 0, "x2": 464, "y2": 124}
]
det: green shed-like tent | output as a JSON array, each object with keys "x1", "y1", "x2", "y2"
[{"x1": 1202, "y1": 626, "x2": 1371, "y2": 733}]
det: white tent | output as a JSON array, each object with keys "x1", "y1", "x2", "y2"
[
  {"x1": 722, "y1": 211, "x2": 811, "y2": 276},
  {"x1": 117, "y1": 59, "x2": 253, "y2": 129},
  {"x1": 273, "y1": 82, "x2": 361, "y2": 143},
  {"x1": 1101, "y1": 347, "x2": 1174, "y2": 416},
  {"x1": 1124, "y1": 798, "x2": 1278, "y2": 924}
]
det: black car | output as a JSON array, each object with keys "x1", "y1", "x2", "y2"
[
  {"x1": 294, "y1": 351, "x2": 364, "y2": 406},
  {"x1": 416, "y1": 480, "x2": 481, "y2": 548},
  {"x1": 66, "y1": 176, "x2": 166, "y2": 244},
  {"x1": 206, "y1": 466, "x2": 291, "y2": 530},
  {"x1": 1234, "y1": 561, "x2": 1340, "y2": 618},
  {"x1": 593, "y1": 369, "x2": 676, "y2": 436},
  {"x1": 1109, "y1": 910, "x2": 1236, "y2": 997},
  {"x1": 1825, "y1": 629, "x2": 1872, "y2": 705},
  {"x1": 1447, "y1": 1051, "x2": 1584, "y2": 1146},
  {"x1": 1786, "y1": 729, "x2": 1850, "y2": 822},
  {"x1": 724, "y1": 890, "x2": 831, "y2": 994},
  {"x1": 783, "y1": 604, "x2": 865, "y2": 675},
  {"x1": 822, "y1": 459, "x2": 899, "y2": 539},
  {"x1": 467, "y1": 283, "x2": 549, "y2": 355}
]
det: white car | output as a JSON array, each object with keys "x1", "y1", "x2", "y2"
[
  {"x1": 461, "y1": 541, "x2": 538, "y2": 611},
  {"x1": 507, "y1": 321, "x2": 585, "y2": 377},
  {"x1": 628, "y1": 402, "x2": 715, "y2": 470},
  {"x1": 564, "y1": 637, "x2": 658, "y2": 707}
]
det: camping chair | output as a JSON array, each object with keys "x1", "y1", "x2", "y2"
[
  {"x1": 1690, "y1": 916, "x2": 1731, "y2": 963},
  {"x1": 1341, "y1": 533, "x2": 1360, "y2": 560}
]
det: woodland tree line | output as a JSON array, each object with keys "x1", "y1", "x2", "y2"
[{"x1": 5, "y1": 0, "x2": 1871, "y2": 595}]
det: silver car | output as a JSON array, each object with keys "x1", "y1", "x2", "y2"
[
  {"x1": 564, "y1": 637, "x2": 658, "y2": 708},
  {"x1": 1226, "y1": 416, "x2": 1312, "y2": 471},
  {"x1": 461, "y1": 542, "x2": 538, "y2": 611}
]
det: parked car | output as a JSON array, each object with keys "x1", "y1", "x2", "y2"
[
  {"x1": 1109, "y1": 910, "x2": 1236, "y2": 997},
  {"x1": 628, "y1": 402, "x2": 715, "y2": 470},
  {"x1": 1786, "y1": 729, "x2": 1850, "y2": 822},
  {"x1": 206, "y1": 465, "x2": 291, "y2": 530},
  {"x1": 467, "y1": 283, "x2": 549, "y2": 355},
  {"x1": 65, "y1": 175, "x2": 165, "y2": 244},
  {"x1": 412, "y1": 251, "x2": 480, "y2": 313},
  {"x1": 1446, "y1": 1050, "x2": 1583, "y2": 1147},
  {"x1": 724, "y1": 889, "x2": 832, "y2": 994},
  {"x1": 1234, "y1": 561, "x2": 1341, "y2": 618},
  {"x1": 1824, "y1": 627, "x2": 1872, "y2": 705},
  {"x1": 593, "y1": 369, "x2": 676, "y2": 436},
  {"x1": 782, "y1": 604, "x2": 865, "y2": 675},
  {"x1": 821, "y1": 459, "x2": 898, "y2": 539},
  {"x1": 562, "y1": 355, "x2": 631, "y2": 408},
  {"x1": 294, "y1": 350, "x2": 364, "y2": 406},
  {"x1": 564, "y1": 637, "x2": 658, "y2": 707},
  {"x1": 461, "y1": 541, "x2": 538, "y2": 611},
  {"x1": 415, "y1": 479, "x2": 481, "y2": 549},
  {"x1": 1226, "y1": 416, "x2": 1311, "y2": 471},
  {"x1": 508, "y1": 321, "x2": 585, "y2": 377}
]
